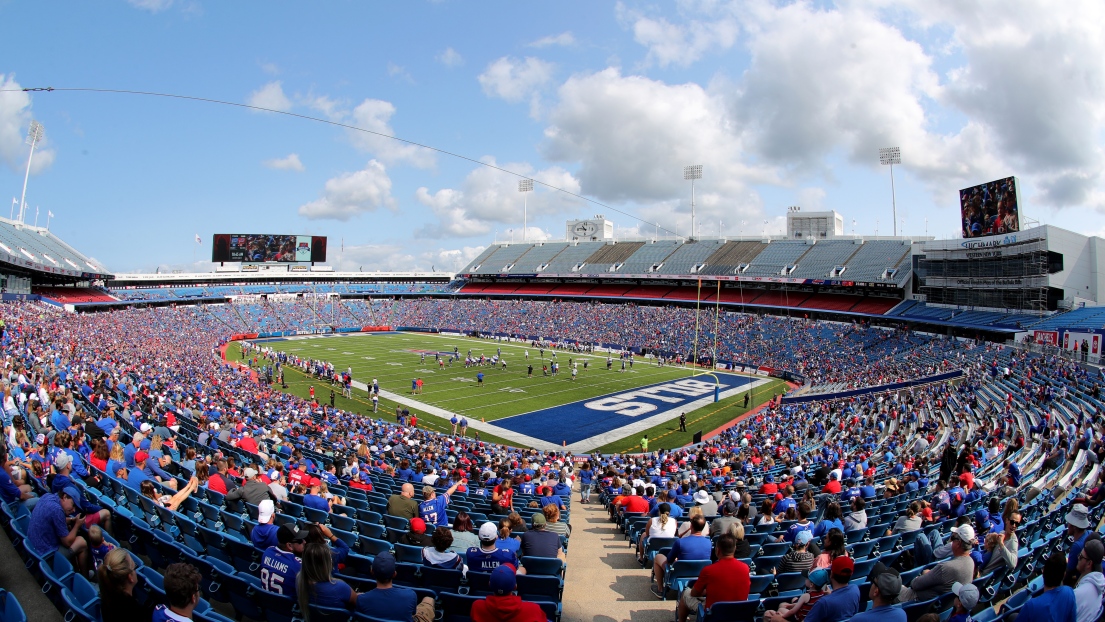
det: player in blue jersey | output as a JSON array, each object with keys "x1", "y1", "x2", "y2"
[
  {"x1": 419, "y1": 480, "x2": 464, "y2": 528},
  {"x1": 466, "y1": 522, "x2": 525, "y2": 574},
  {"x1": 260, "y1": 524, "x2": 309, "y2": 600}
]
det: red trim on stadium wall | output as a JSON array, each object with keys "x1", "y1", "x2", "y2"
[{"x1": 360, "y1": 326, "x2": 392, "y2": 332}]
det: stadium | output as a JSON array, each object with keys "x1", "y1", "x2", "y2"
[{"x1": 3, "y1": 5, "x2": 1105, "y2": 622}]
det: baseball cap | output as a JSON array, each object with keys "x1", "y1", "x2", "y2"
[
  {"x1": 410, "y1": 518, "x2": 427, "y2": 534},
  {"x1": 532, "y1": 513, "x2": 547, "y2": 527},
  {"x1": 1084, "y1": 539, "x2": 1105, "y2": 566},
  {"x1": 950, "y1": 524, "x2": 977, "y2": 546},
  {"x1": 34, "y1": 433, "x2": 45, "y2": 445},
  {"x1": 277, "y1": 524, "x2": 309, "y2": 545},
  {"x1": 54, "y1": 452, "x2": 72, "y2": 470},
  {"x1": 258, "y1": 500, "x2": 275, "y2": 523},
  {"x1": 873, "y1": 570, "x2": 903, "y2": 602},
  {"x1": 269, "y1": 470, "x2": 281, "y2": 481},
  {"x1": 952, "y1": 581, "x2": 980, "y2": 610},
  {"x1": 243, "y1": 468, "x2": 258, "y2": 479},
  {"x1": 806, "y1": 568, "x2": 831, "y2": 588},
  {"x1": 134, "y1": 450, "x2": 149, "y2": 463},
  {"x1": 489, "y1": 564, "x2": 518, "y2": 595},
  {"x1": 478, "y1": 522, "x2": 498, "y2": 542},
  {"x1": 59, "y1": 486, "x2": 84, "y2": 511},
  {"x1": 371, "y1": 552, "x2": 397, "y2": 580},
  {"x1": 140, "y1": 423, "x2": 152, "y2": 433},
  {"x1": 795, "y1": 530, "x2": 814, "y2": 546},
  {"x1": 830, "y1": 556, "x2": 854, "y2": 577}
]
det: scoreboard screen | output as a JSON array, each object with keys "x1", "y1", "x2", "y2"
[{"x1": 212, "y1": 234, "x2": 327, "y2": 262}]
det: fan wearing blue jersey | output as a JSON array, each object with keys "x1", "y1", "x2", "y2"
[
  {"x1": 419, "y1": 480, "x2": 463, "y2": 529},
  {"x1": 466, "y1": 522, "x2": 526, "y2": 574},
  {"x1": 260, "y1": 524, "x2": 309, "y2": 601}
]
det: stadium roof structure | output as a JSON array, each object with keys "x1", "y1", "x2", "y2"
[{"x1": 0, "y1": 216, "x2": 111, "y2": 280}]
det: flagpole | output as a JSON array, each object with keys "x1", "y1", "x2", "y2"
[{"x1": 46, "y1": 210, "x2": 52, "y2": 230}]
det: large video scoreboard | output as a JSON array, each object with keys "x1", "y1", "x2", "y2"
[{"x1": 212, "y1": 234, "x2": 327, "y2": 263}]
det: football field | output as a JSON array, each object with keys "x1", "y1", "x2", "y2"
[{"x1": 239, "y1": 331, "x2": 786, "y2": 453}]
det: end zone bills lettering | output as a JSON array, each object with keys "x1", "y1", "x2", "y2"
[{"x1": 584, "y1": 379, "x2": 722, "y2": 417}]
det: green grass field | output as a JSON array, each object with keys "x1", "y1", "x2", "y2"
[{"x1": 232, "y1": 331, "x2": 786, "y2": 454}]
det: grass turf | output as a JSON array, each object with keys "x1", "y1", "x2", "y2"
[{"x1": 234, "y1": 332, "x2": 785, "y2": 454}]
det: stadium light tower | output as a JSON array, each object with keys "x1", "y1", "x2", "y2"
[
  {"x1": 684, "y1": 165, "x2": 702, "y2": 241},
  {"x1": 879, "y1": 147, "x2": 901, "y2": 236},
  {"x1": 18, "y1": 121, "x2": 45, "y2": 224},
  {"x1": 518, "y1": 179, "x2": 533, "y2": 242}
]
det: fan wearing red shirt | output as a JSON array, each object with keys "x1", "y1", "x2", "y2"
[
  {"x1": 821, "y1": 473, "x2": 842, "y2": 494},
  {"x1": 616, "y1": 486, "x2": 650, "y2": 515},
  {"x1": 677, "y1": 533, "x2": 751, "y2": 622}
]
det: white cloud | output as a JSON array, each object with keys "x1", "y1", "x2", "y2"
[
  {"x1": 333, "y1": 243, "x2": 484, "y2": 273},
  {"x1": 617, "y1": 2, "x2": 739, "y2": 67},
  {"x1": 247, "y1": 81, "x2": 292, "y2": 112},
  {"x1": 263, "y1": 153, "x2": 304, "y2": 172},
  {"x1": 415, "y1": 158, "x2": 582, "y2": 238},
  {"x1": 298, "y1": 160, "x2": 396, "y2": 221},
  {"x1": 542, "y1": 68, "x2": 772, "y2": 236},
  {"x1": 0, "y1": 75, "x2": 55, "y2": 175},
  {"x1": 387, "y1": 62, "x2": 415, "y2": 83},
  {"x1": 348, "y1": 99, "x2": 436, "y2": 167},
  {"x1": 126, "y1": 0, "x2": 173, "y2": 12},
  {"x1": 478, "y1": 56, "x2": 555, "y2": 117},
  {"x1": 436, "y1": 47, "x2": 464, "y2": 67},
  {"x1": 260, "y1": 62, "x2": 280, "y2": 76},
  {"x1": 528, "y1": 32, "x2": 575, "y2": 48}
]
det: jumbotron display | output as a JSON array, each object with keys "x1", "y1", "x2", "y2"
[
  {"x1": 211, "y1": 234, "x2": 327, "y2": 263},
  {"x1": 960, "y1": 176, "x2": 1021, "y2": 238}
]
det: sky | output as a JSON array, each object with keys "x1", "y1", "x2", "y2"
[{"x1": 1, "y1": 0, "x2": 1104, "y2": 274}]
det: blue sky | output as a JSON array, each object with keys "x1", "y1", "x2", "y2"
[{"x1": 1, "y1": 0, "x2": 1104, "y2": 273}]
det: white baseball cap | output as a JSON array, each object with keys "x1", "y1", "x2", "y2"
[
  {"x1": 258, "y1": 499, "x2": 275, "y2": 523},
  {"x1": 478, "y1": 522, "x2": 498, "y2": 541}
]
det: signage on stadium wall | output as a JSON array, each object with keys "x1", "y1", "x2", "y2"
[
  {"x1": 1062, "y1": 331, "x2": 1101, "y2": 354},
  {"x1": 1033, "y1": 330, "x2": 1059, "y2": 346}
]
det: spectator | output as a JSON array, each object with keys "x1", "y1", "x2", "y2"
[
  {"x1": 153, "y1": 563, "x2": 203, "y2": 621},
  {"x1": 693, "y1": 489, "x2": 718, "y2": 517},
  {"x1": 843, "y1": 497, "x2": 867, "y2": 532},
  {"x1": 764, "y1": 568, "x2": 830, "y2": 622},
  {"x1": 637, "y1": 502, "x2": 678, "y2": 563},
  {"x1": 899, "y1": 525, "x2": 977, "y2": 602},
  {"x1": 27, "y1": 486, "x2": 89, "y2": 575},
  {"x1": 780, "y1": 530, "x2": 816, "y2": 574},
  {"x1": 848, "y1": 569, "x2": 905, "y2": 622},
  {"x1": 139, "y1": 478, "x2": 198, "y2": 512},
  {"x1": 0, "y1": 445, "x2": 38, "y2": 510},
  {"x1": 261, "y1": 524, "x2": 308, "y2": 600},
  {"x1": 805, "y1": 557, "x2": 859, "y2": 622},
  {"x1": 251, "y1": 499, "x2": 280, "y2": 549},
  {"x1": 520, "y1": 512, "x2": 564, "y2": 560},
  {"x1": 1020, "y1": 553, "x2": 1077, "y2": 622},
  {"x1": 653, "y1": 515, "x2": 711, "y2": 598},
  {"x1": 356, "y1": 552, "x2": 435, "y2": 622},
  {"x1": 422, "y1": 526, "x2": 466, "y2": 571},
  {"x1": 1065, "y1": 504, "x2": 1098, "y2": 576},
  {"x1": 225, "y1": 467, "x2": 275, "y2": 506},
  {"x1": 467, "y1": 522, "x2": 524, "y2": 574},
  {"x1": 947, "y1": 582, "x2": 978, "y2": 622},
  {"x1": 99, "y1": 547, "x2": 153, "y2": 622},
  {"x1": 495, "y1": 518, "x2": 521, "y2": 554},
  {"x1": 296, "y1": 541, "x2": 357, "y2": 616},
  {"x1": 387, "y1": 483, "x2": 420, "y2": 520},
  {"x1": 541, "y1": 504, "x2": 570, "y2": 539},
  {"x1": 888, "y1": 502, "x2": 923, "y2": 535},
  {"x1": 449, "y1": 512, "x2": 480, "y2": 555},
  {"x1": 471, "y1": 564, "x2": 546, "y2": 622},
  {"x1": 1073, "y1": 539, "x2": 1105, "y2": 622},
  {"x1": 419, "y1": 481, "x2": 462, "y2": 528},
  {"x1": 813, "y1": 503, "x2": 845, "y2": 539},
  {"x1": 675, "y1": 533, "x2": 751, "y2": 622},
  {"x1": 677, "y1": 506, "x2": 712, "y2": 538},
  {"x1": 399, "y1": 517, "x2": 434, "y2": 547}
]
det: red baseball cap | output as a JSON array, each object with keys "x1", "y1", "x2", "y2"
[
  {"x1": 134, "y1": 450, "x2": 149, "y2": 463},
  {"x1": 831, "y1": 556, "x2": 855, "y2": 576},
  {"x1": 410, "y1": 518, "x2": 427, "y2": 534}
]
